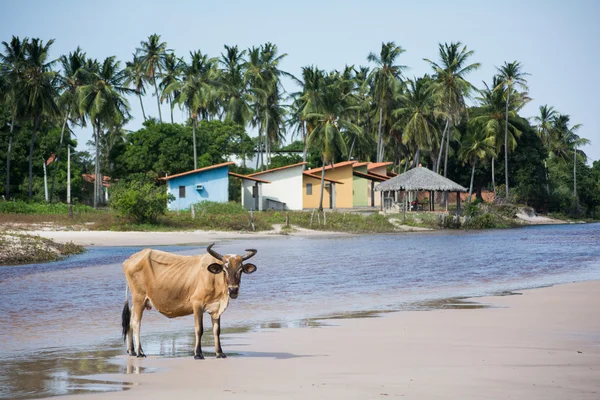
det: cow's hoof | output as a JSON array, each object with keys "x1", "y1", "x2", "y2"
[
  {"x1": 216, "y1": 353, "x2": 227, "y2": 359},
  {"x1": 128, "y1": 350, "x2": 137, "y2": 357},
  {"x1": 194, "y1": 354, "x2": 204, "y2": 360},
  {"x1": 136, "y1": 353, "x2": 146, "y2": 358}
]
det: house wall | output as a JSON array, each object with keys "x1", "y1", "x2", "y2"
[
  {"x1": 302, "y1": 174, "x2": 331, "y2": 209},
  {"x1": 167, "y1": 167, "x2": 229, "y2": 211},
  {"x1": 241, "y1": 166, "x2": 304, "y2": 210},
  {"x1": 327, "y1": 165, "x2": 355, "y2": 209},
  {"x1": 369, "y1": 165, "x2": 389, "y2": 207},
  {"x1": 353, "y1": 166, "x2": 369, "y2": 207}
]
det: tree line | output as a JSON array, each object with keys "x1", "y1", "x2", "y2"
[{"x1": 0, "y1": 34, "x2": 598, "y2": 216}]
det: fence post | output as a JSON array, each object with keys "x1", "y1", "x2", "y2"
[
  {"x1": 250, "y1": 209, "x2": 255, "y2": 232},
  {"x1": 191, "y1": 204, "x2": 196, "y2": 219}
]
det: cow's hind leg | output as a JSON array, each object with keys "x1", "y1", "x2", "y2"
[
  {"x1": 131, "y1": 297, "x2": 146, "y2": 358},
  {"x1": 212, "y1": 316, "x2": 226, "y2": 359},
  {"x1": 193, "y1": 307, "x2": 204, "y2": 360}
]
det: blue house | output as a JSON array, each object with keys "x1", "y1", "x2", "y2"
[{"x1": 163, "y1": 162, "x2": 234, "y2": 211}]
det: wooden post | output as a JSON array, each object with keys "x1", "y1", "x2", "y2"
[
  {"x1": 380, "y1": 191, "x2": 383, "y2": 212},
  {"x1": 402, "y1": 191, "x2": 406, "y2": 222},
  {"x1": 456, "y1": 191, "x2": 461, "y2": 216}
]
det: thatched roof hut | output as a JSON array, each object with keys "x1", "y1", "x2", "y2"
[{"x1": 375, "y1": 166, "x2": 467, "y2": 192}]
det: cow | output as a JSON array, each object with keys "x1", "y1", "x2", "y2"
[{"x1": 121, "y1": 243, "x2": 257, "y2": 359}]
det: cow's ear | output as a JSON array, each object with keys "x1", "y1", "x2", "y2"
[
  {"x1": 207, "y1": 263, "x2": 223, "y2": 274},
  {"x1": 242, "y1": 263, "x2": 257, "y2": 274}
]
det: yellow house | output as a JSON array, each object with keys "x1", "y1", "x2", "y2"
[{"x1": 302, "y1": 161, "x2": 355, "y2": 209}]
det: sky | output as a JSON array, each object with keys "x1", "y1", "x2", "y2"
[{"x1": 3, "y1": 0, "x2": 600, "y2": 162}]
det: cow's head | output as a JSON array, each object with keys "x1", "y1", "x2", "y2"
[{"x1": 206, "y1": 243, "x2": 257, "y2": 299}]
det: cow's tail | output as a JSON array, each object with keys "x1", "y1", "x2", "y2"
[{"x1": 121, "y1": 283, "x2": 131, "y2": 342}]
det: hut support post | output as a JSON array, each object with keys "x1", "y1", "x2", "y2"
[
  {"x1": 380, "y1": 191, "x2": 383, "y2": 212},
  {"x1": 445, "y1": 191, "x2": 448, "y2": 212},
  {"x1": 456, "y1": 191, "x2": 461, "y2": 216},
  {"x1": 403, "y1": 191, "x2": 406, "y2": 222}
]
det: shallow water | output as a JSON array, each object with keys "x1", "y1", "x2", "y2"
[{"x1": 1, "y1": 223, "x2": 599, "y2": 398}]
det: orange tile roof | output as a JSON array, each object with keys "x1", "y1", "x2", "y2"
[
  {"x1": 352, "y1": 161, "x2": 369, "y2": 168},
  {"x1": 228, "y1": 172, "x2": 271, "y2": 184},
  {"x1": 307, "y1": 160, "x2": 357, "y2": 174},
  {"x1": 388, "y1": 171, "x2": 398, "y2": 177},
  {"x1": 367, "y1": 162, "x2": 393, "y2": 171},
  {"x1": 82, "y1": 174, "x2": 112, "y2": 187},
  {"x1": 352, "y1": 171, "x2": 388, "y2": 182},
  {"x1": 368, "y1": 171, "x2": 391, "y2": 180},
  {"x1": 247, "y1": 162, "x2": 307, "y2": 177},
  {"x1": 302, "y1": 171, "x2": 344, "y2": 185},
  {"x1": 160, "y1": 162, "x2": 235, "y2": 180}
]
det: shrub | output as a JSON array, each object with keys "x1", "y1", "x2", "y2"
[
  {"x1": 0, "y1": 200, "x2": 96, "y2": 215},
  {"x1": 194, "y1": 201, "x2": 247, "y2": 215},
  {"x1": 110, "y1": 178, "x2": 174, "y2": 223},
  {"x1": 463, "y1": 213, "x2": 509, "y2": 229}
]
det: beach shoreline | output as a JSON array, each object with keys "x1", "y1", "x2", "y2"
[{"x1": 43, "y1": 279, "x2": 600, "y2": 400}]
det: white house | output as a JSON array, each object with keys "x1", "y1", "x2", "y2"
[{"x1": 241, "y1": 162, "x2": 306, "y2": 210}]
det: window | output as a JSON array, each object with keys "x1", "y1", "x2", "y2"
[
  {"x1": 179, "y1": 186, "x2": 186, "y2": 198},
  {"x1": 306, "y1": 183, "x2": 312, "y2": 195}
]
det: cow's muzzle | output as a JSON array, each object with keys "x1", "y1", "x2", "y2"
[{"x1": 228, "y1": 287, "x2": 239, "y2": 299}]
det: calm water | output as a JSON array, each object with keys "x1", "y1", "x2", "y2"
[{"x1": 1, "y1": 223, "x2": 599, "y2": 399}]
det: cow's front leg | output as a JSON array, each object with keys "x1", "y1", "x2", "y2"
[
  {"x1": 212, "y1": 316, "x2": 226, "y2": 359},
  {"x1": 193, "y1": 308, "x2": 204, "y2": 360},
  {"x1": 131, "y1": 298, "x2": 146, "y2": 358}
]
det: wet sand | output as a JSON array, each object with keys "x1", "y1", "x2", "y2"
[{"x1": 46, "y1": 280, "x2": 600, "y2": 400}]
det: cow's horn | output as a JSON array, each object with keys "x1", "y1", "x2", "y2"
[
  {"x1": 242, "y1": 249, "x2": 257, "y2": 261},
  {"x1": 207, "y1": 243, "x2": 223, "y2": 261}
]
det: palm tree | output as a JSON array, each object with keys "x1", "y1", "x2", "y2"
[
  {"x1": 49, "y1": 47, "x2": 87, "y2": 202},
  {"x1": 78, "y1": 56, "x2": 132, "y2": 207},
  {"x1": 306, "y1": 73, "x2": 359, "y2": 211},
  {"x1": 459, "y1": 127, "x2": 496, "y2": 204},
  {"x1": 164, "y1": 50, "x2": 219, "y2": 169},
  {"x1": 534, "y1": 104, "x2": 557, "y2": 194},
  {"x1": 494, "y1": 61, "x2": 529, "y2": 198},
  {"x1": 368, "y1": 42, "x2": 406, "y2": 162},
  {"x1": 136, "y1": 34, "x2": 170, "y2": 122},
  {"x1": 160, "y1": 53, "x2": 183, "y2": 123},
  {"x1": 125, "y1": 55, "x2": 148, "y2": 121},
  {"x1": 550, "y1": 114, "x2": 590, "y2": 199},
  {"x1": 22, "y1": 38, "x2": 60, "y2": 199},
  {"x1": 424, "y1": 42, "x2": 480, "y2": 179},
  {"x1": 393, "y1": 76, "x2": 440, "y2": 167},
  {"x1": 0, "y1": 36, "x2": 28, "y2": 199},
  {"x1": 219, "y1": 45, "x2": 252, "y2": 129},
  {"x1": 470, "y1": 77, "x2": 522, "y2": 195}
]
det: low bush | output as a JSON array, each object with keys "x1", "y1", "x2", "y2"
[
  {"x1": 0, "y1": 200, "x2": 96, "y2": 215},
  {"x1": 109, "y1": 178, "x2": 174, "y2": 223},
  {"x1": 463, "y1": 213, "x2": 510, "y2": 229}
]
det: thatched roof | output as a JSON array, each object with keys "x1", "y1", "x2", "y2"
[{"x1": 375, "y1": 166, "x2": 468, "y2": 192}]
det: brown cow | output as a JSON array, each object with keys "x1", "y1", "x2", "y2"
[{"x1": 121, "y1": 243, "x2": 257, "y2": 359}]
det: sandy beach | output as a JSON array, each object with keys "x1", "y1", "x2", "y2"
[{"x1": 43, "y1": 279, "x2": 599, "y2": 400}]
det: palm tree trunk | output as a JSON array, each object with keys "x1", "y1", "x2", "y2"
[
  {"x1": 348, "y1": 136, "x2": 356, "y2": 161},
  {"x1": 256, "y1": 125, "x2": 262, "y2": 170},
  {"x1": 443, "y1": 121, "x2": 450, "y2": 178},
  {"x1": 139, "y1": 93, "x2": 147, "y2": 121},
  {"x1": 468, "y1": 159, "x2": 477, "y2": 206},
  {"x1": 377, "y1": 107, "x2": 383, "y2": 162},
  {"x1": 169, "y1": 98, "x2": 174, "y2": 124},
  {"x1": 28, "y1": 116, "x2": 40, "y2": 199},
  {"x1": 67, "y1": 144, "x2": 72, "y2": 218},
  {"x1": 94, "y1": 124, "x2": 100, "y2": 208},
  {"x1": 318, "y1": 160, "x2": 326, "y2": 212},
  {"x1": 491, "y1": 157, "x2": 496, "y2": 196},
  {"x1": 573, "y1": 146, "x2": 577, "y2": 199},
  {"x1": 436, "y1": 119, "x2": 449, "y2": 174},
  {"x1": 413, "y1": 147, "x2": 421, "y2": 167},
  {"x1": 302, "y1": 121, "x2": 307, "y2": 169},
  {"x1": 192, "y1": 118, "x2": 198, "y2": 170},
  {"x1": 5, "y1": 113, "x2": 15, "y2": 199},
  {"x1": 50, "y1": 106, "x2": 71, "y2": 202},
  {"x1": 544, "y1": 160, "x2": 550, "y2": 195},
  {"x1": 504, "y1": 89, "x2": 510, "y2": 199},
  {"x1": 153, "y1": 76, "x2": 162, "y2": 122},
  {"x1": 264, "y1": 111, "x2": 269, "y2": 170}
]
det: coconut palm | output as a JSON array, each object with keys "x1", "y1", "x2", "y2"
[
  {"x1": 393, "y1": 76, "x2": 440, "y2": 167},
  {"x1": 424, "y1": 42, "x2": 480, "y2": 179},
  {"x1": 368, "y1": 42, "x2": 406, "y2": 162},
  {"x1": 219, "y1": 45, "x2": 252, "y2": 129},
  {"x1": 0, "y1": 36, "x2": 29, "y2": 199},
  {"x1": 494, "y1": 61, "x2": 529, "y2": 198},
  {"x1": 136, "y1": 34, "x2": 170, "y2": 122},
  {"x1": 306, "y1": 73, "x2": 359, "y2": 211},
  {"x1": 160, "y1": 53, "x2": 183, "y2": 123},
  {"x1": 534, "y1": 104, "x2": 558, "y2": 194},
  {"x1": 78, "y1": 56, "x2": 132, "y2": 207},
  {"x1": 125, "y1": 55, "x2": 148, "y2": 121},
  {"x1": 49, "y1": 47, "x2": 87, "y2": 202},
  {"x1": 164, "y1": 50, "x2": 219, "y2": 169},
  {"x1": 21, "y1": 38, "x2": 60, "y2": 198},
  {"x1": 470, "y1": 77, "x2": 522, "y2": 195},
  {"x1": 459, "y1": 127, "x2": 496, "y2": 204}
]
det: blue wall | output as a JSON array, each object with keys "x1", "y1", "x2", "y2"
[{"x1": 167, "y1": 166, "x2": 230, "y2": 211}]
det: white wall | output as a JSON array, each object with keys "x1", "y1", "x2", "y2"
[{"x1": 242, "y1": 165, "x2": 304, "y2": 210}]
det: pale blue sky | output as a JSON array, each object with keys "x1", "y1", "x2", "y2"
[{"x1": 3, "y1": 0, "x2": 600, "y2": 162}]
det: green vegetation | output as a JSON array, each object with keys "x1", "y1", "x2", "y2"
[
  {"x1": 109, "y1": 176, "x2": 174, "y2": 223},
  {"x1": 0, "y1": 200, "x2": 96, "y2": 214},
  {"x1": 0, "y1": 34, "x2": 598, "y2": 223},
  {"x1": 262, "y1": 210, "x2": 396, "y2": 233},
  {"x1": 0, "y1": 232, "x2": 84, "y2": 265}
]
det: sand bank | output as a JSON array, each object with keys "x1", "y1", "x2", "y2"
[{"x1": 48, "y1": 280, "x2": 600, "y2": 400}]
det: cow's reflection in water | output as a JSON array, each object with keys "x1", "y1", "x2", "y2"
[{"x1": 121, "y1": 243, "x2": 258, "y2": 359}]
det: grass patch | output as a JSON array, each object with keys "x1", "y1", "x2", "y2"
[
  {"x1": 260, "y1": 210, "x2": 396, "y2": 233},
  {"x1": 0, "y1": 200, "x2": 97, "y2": 215},
  {"x1": 0, "y1": 233, "x2": 85, "y2": 266},
  {"x1": 463, "y1": 213, "x2": 512, "y2": 229}
]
